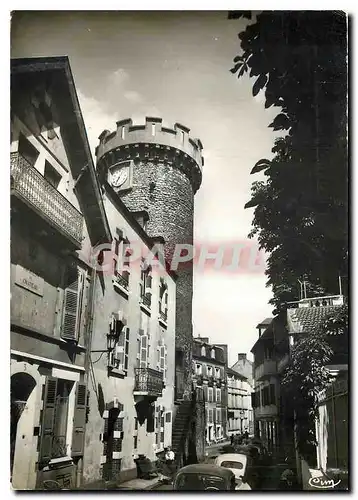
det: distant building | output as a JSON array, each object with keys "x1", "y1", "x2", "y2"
[
  {"x1": 226, "y1": 367, "x2": 254, "y2": 436},
  {"x1": 231, "y1": 352, "x2": 254, "y2": 386},
  {"x1": 192, "y1": 338, "x2": 228, "y2": 445},
  {"x1": 251, "y1": 318, "x2": 281, "y2": 455}
]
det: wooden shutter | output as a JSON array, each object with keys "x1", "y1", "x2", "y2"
[
  {"x1": 71, "y1": 383, "x2": 87, "y2": 456},
  {"x1": 140, "y1": 333, "x2": 148, "y2": 368},
  {"x1": 39, "y1": 377, "x2": 58, "y2": 463},
  {"x1": 61, "y1": 267, "x2": 83, "y2": 341},
  {"x1": 270, "y1": 384, "x2": 276, "y2": 405},
  {"x1": 203, "y1": 385, "x2": 208, "y2": 401}
]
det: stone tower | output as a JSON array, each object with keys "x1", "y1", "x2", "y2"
[{"x1": 96, "y1": 117, "x2": 203, "y2": 399}]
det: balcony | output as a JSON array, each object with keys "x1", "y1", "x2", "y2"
[
  {"x1": 133, "y1": 368, "x2": 163, "y2": 397},
  {"x1": 159, "y1": 311, "x2": 167, "y2": 324},
  {"x1": 11, "y1": 152, "x2": 83, "y2": 247},
  {"x1": 277, "y1": 354, "x2": 290, "y2": 373},
  {"x1": 255, "y1": 360, "x2": 277, "y2": 381},
  {"x1": 254, "y1": 405, "x2": 278, "y2": 418},
  {"x1": 140, "y1": 294, "x2": 151, "y2": 310},
  {"x1": 113, "y1": 272, "x2": 129, "y2": 294}
]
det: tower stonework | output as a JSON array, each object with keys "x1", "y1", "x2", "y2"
[{"x1": 96, "y1": 117, "x2": 203, "y2": 399}]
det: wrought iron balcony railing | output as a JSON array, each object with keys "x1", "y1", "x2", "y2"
[
  {"x1": 134, "y1": 367, "x2": 163, "y2": 396},
  {"x1": 114, "y1": 272, "x2": 129, "y2": 290},
  {"x1": 159, "y1": 311, "x2": 167, "y2": 323},
  {"x1": 140, "y1": 294, "x2": 151, "y2": 309},
  {"x1": 11, "y1": 152, "x2": 83, "y2": 246}
]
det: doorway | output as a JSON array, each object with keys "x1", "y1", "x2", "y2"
[{"x1": 10, "y1": 372, "x2": 36, "y2": 478}]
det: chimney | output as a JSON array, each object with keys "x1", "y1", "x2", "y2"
[{"x1": 238, "y1": 353, "x2": 247, "y2": 361}]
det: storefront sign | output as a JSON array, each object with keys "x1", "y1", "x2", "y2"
[{"x1": 15, "y1": 265, "x2": 44, "y2": 297}]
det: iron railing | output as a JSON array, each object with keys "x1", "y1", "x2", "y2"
[
  {"x1": 11, "y1": 152, "x2": 83, "y2": 245},
  {"x1": 114, "y1": 272, "x2": 129, "y2": 290},
  {"x1": 141, "y1": 294, "x2": 151, "y2": 309},
  {"x1": 134, "y1": 367, "x2": 163, "y2": 395},
  {"x1": 159, "y1": 311, "x2": 167, "y2": 323}
]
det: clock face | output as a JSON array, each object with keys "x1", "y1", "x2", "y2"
[{"x1": 110, "y1": 167, "x2": 128, "y2": 188}]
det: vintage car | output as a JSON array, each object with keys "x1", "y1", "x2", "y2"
[
  {"x1": 214, "y1": 453, "x2": 252, "y2": 490},
  {"x1": 173, "y1": 464, "x2": 236, "y2": 491}
]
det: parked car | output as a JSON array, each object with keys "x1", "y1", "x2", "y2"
[
  {"x1": 173, "y1": 464, "x2": 236, "y2": 491},
  {"x1": 214, "y1": 453, "x2": 252, "y2": 490}
]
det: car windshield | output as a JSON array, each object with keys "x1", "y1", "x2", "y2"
[
  {"x1": 221, "y1": 460, "x2": 244, "y2": 470},
  {"x1": 176, "y1": 473, "x2": 228, "y2": 490}
]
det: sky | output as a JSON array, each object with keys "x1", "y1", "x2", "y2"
[{"x1": 11, "y1": 10, "x2": 279, "y2": 365}]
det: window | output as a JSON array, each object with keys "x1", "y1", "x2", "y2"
[
  {"x1": 208, "y1": 387, "x2": 213, "y2": 403},
  {"x1": 215, "y1": 367, "x2": 220, "y2": 379},
  {"x1": 196, "y1": 364, "x2": 202, "y2": 376},
  {"x1": 151, "y1": 123, "x2": 156, "y2": 136},
  {"x1": 155, "y1": 406, "x2": 165, "y2": 448},
  {"x1": 208, "y1": 409, "x2": 213, "y2": 424},
  {"x1": 201, "y1": 346, "x2": 206, "y2": 356},
  {"x1": 207, "y1": 366, "x2": 212, "y2": 377},
  {"x1": 133, "y1": 435, "x2": 138, "y2": 449},
  {"x1": 61, "y1": 266, "x2": 85, "y2": 342},
  {"x1": 113, "y1": 229, "x2": 131, "y2": 287},
  {"x1": 121, "y1": 126, "x2": 125, "y2": 140},
  {"x1": 44, "y1": 161, "x2": 61, "y2": 188},
  {"x1": 269, "y1": 384, "x2": 276, "y2": 405},
  {"x1": 18, "y1": 133, "x2": 39, "y2": 167},
  {"x1": 216, "y1": 389, "x2": 221, "y2": 403},
  {"x1": 138, "y1": 329, "x2": 149, "y2": 368},
  {"x1": 140, "y1": 260, "x2": 152, "y2": 308},
  {"x1": 39, "y1": 378, "x2": 86, "y2": 465},
  {"x1": 110, "y1": 319, "x2": 129, "y2": 372},
  {"x1": 157, "y1": 340, "x2": 167, "y2": 381},
  {"x1": 211, "y1": 349, "x2": 215, "y2": 359},
  {"x1": 159, "y1": 279, "x2": 168, "y2": 320},
  {"x1": 216, "y1": 409, "x2": 221, "y2": 423}
]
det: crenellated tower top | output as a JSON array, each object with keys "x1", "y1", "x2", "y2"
[{"x1": 96, "y1": 117, "x2": 204, "y2": 193}]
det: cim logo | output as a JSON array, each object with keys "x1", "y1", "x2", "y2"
[{"x1": 308, "y1": 476, "x2": 341, "y2": 489}]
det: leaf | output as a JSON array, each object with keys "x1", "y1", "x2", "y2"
[
  {"x1": 268, "y1": 113, "x2": 291, "y2": 131},
  {"x1": 233, "y1": 55, "x2": 244, "y2": 63},
  {"x1": 250, "y1": 159, "x2": 271, "y2": 174},
  {"x1": 253, "y1": 74, "x2": 268, "y2": 97},
  {"x1": 230, "y1": 62, "x2": 242, "y2": 74},
  {"x1": 244, "y1": 198, "x2": 260, "y2": 209}
]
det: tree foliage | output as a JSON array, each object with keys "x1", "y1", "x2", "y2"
[
  {"x1": 281, "y1": 303, "x2": 348, "y2": 458},
  {"x1": 231, "y1": 11, "x2": 348, "y2": 313}
]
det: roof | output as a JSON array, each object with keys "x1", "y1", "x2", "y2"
[
  {"x1": 11, "y1": 56, "x2": 112, "y2": 247},
  {"x1": 227, "y1": 367, "x2": 248, "y2": 380},
  {"x1": 192, "y1": 340, "x2": 226, "y2": 364},
  {"x1": 256, "y1": 317, "x2": 273, "y2": 328},
  {"x1": 287, "y1": 305, "x2": 343, "y2": 334},
  {"x1": 176, "y1": 464, "x2": 234, "y2": 478}
]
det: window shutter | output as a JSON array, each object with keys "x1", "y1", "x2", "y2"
[
  {"x1": 124, "y1": 328, "x2": 130, "y2": 371},
  {"x1": 145, "y1": 274, "x2": 152, "y2": 291},
  {"x1": 203, "y1": 385, "x2": 208, "y2": 401},
  {"x1": 61, "y1": 267, "x2": 83, "y2": 341},
  {"x1": 202, "y1": 364, "x2": 207, "y2": 377},
  {"x1": 39, "y1": 376, "x2": 58, "y2": 463},
  {"x1": 270, "y1": 384, "x2": 276, "y2": 405},
  {"x1": 213, "y1": 388, "x2": 216, "y2": 403},
  {"x1": 140, "y1": 333, "x2": 148, "y2": 368},
  {"x1": 71, "y1": 383, "x2": 87, "y2": 456}
]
